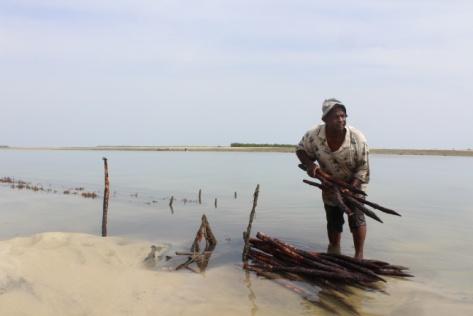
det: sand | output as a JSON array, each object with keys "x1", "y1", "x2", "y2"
[
  {"x1": 1, "y1": 232, "x2": 472, "y2": 316},
  {"x1": 0, "y1": 232, "x2": 307, "y2": 316}
]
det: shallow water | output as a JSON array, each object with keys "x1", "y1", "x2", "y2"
[{"x1": 0, "y1": 150, "x2": 472, "y2": 315}]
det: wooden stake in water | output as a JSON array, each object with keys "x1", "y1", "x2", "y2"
[
  {"x1": 198, "y1": 189, "x2": 202, "y2": 204},
  {"x1": 242, "y1": 184, "x2": 260, "y2": 262},
  {"x1": 234, "y1": 191, "x2": 237, "y2": 199},
  {"x1": 101, "y1": 157, "x2": 110, "y2": 237},
  {"x1": 214, "y1": 198, "x2": 217, "y2": 208},
  {"x1": 169, "y1": 196, "x2": 174, "y2": 214}
]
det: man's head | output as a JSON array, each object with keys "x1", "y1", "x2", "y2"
[{"x1": 321, "y1": 98, "x2": 347, "y2": 131}]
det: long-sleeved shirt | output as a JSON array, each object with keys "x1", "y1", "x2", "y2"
[{"x1": 297, "y1": 124, "x2": 370, "y2": 206}]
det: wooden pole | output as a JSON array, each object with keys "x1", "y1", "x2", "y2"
[
  {"x1": 169, "y1": 196, "x2": 174, "y2": 213},
  {"x1": 198, "y1": 189, "x2": 202, "y2": 204},
  {"x1": 101, "y1": 157, "x2": 110, "y2": 237},
  {"x1": 234, "y1": 191, "x2": 237, "y2": 199},
  {"x1": 214, "y1": 198, "x2": 217, "y2": 208},
  {"x1": 242, "y1": 184, "x2": 260, "y2": 262}
]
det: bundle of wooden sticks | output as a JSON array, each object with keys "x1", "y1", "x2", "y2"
[
  {"x1": 299, "y1": 164, "x2": 401, "y2": 223},
  {"x1": 246, "y1": 232, "x2": 412, "y2": 280},
  {"x1": 244, "y1": 232, "x2": 412, "y2": 313}
]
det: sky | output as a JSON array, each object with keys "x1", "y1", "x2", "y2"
[{"x1": 1, "y1": 0, "x2": 472, "y2": 149}]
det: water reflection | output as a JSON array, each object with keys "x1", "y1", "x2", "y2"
[{"x1": 244, "y1": 271, "x2": 259, "y2": 316}]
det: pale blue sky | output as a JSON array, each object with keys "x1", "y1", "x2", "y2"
[{"x1": 1, "y1": 0, "x2": 472, "y2": 148}]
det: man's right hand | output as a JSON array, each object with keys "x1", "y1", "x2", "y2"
[{"x1": 306, "y1": 163, "x2": 320, "y2": 178}]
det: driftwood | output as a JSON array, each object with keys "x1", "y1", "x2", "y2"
[
  {"x1": 298, "y1": 164, "x2": 366, "y2": 196},
  {"x1": 243, "y1": 232, "x2": 412, "y2": 313},
  {"x1": 242, "y1": 184, "x2": 260, "y2": 262},
  {"x1": 175, "y1": 214, "x2": 217, "y2": 273},
  {"x1": 101, "y1": 157, "x2": 110, "y2": 237},
  {"x1": 299, "y1": 163, "x2": 402, "y2": 224}
]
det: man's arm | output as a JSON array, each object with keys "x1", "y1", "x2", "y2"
[
  {"x1": 352, "y1": 142, "x2": 370, "y2": 187},
  {"x1": 296, "y1": 149, "x2": 319, "y2": 178}
]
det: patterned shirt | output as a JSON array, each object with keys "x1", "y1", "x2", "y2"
[{"x1": 297, "y1": 124, "x2": 370, "y2": 205}]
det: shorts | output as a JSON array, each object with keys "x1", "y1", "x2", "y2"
[{"x1": 324, "y1": 204, "x2": 366, "y2": 233}]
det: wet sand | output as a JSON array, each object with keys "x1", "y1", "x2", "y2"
[{"x1": 1, "y1": 232, "x2": 472, "y2": 316}]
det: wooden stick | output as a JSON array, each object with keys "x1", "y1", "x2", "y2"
[
  {"x1": 198, "y1": 189, "x2": 202, "y2": 204},
  {"x1": 101, "y1": 157, "x2": 110, "y2": 237},
  {"x1": 256, "y1": 233, "x2": 388, "y2": 282},
  {"x1": 302, "y1": 179, "x2": 389, "y2": 222},
  {"x1": 190, "y1": 215, "x2": 217, "y2": 253},
  {"x1": 214, "y1": 198, "x2": 217, "y2": 208},
  {"x1": 242, "y1": 184, "x2": 260, "y2": 262},
  {"x1": 298, "y1": 164, "x2": 366, "y2": 196},
  {"x1": 302, "y1": 178, "x2": 401, "y2": 217},
  {"x1": 175, "y1": 215, "x2": 217, "y2": 273},
  {"x1": 350, "y1": 194, "x2": 401, "y2": 216}
]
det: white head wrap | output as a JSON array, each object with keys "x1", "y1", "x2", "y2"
[{"x1": 321, "y1": 98, "x2": 346, "y2": 119}]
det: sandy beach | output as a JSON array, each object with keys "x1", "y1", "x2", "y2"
[{"x1": 1, "y1": 232, "x2": 472, "y2": 316}]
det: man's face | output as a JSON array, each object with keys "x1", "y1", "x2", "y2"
[{"x1": 324, "y1": 106, "x2": 346, "y2": 131}]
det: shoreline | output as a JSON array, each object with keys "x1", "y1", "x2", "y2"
[{"x1": 1, "y1": 146, "x2": 473, "y2": 157}]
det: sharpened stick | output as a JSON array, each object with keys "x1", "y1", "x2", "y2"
[
  {"x1": 242, "y1": 184, "x2": 260, "y2": 262},
  {"x1": 101, "y1": 157, "x2": 110, "y2": 237},
  {"x1": 298, "y1": 164, "x2": 366, "y2": 196}
]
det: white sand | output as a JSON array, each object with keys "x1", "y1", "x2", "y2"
[
  {"x1": 1, "y1": 232, "x2": 472, "y2": 316},
  {"x1": 0, "y1": 232, "x2": 306, "y2": 316}
]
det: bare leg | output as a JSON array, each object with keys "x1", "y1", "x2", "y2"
[
  {"x1": 327, "y1": 229, "x2": 341, "y2": 254},
  {"x1": 352, "y1": 225, "x2": 366, "y2": 259}
]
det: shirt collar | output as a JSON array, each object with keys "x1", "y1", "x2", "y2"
[{"x1": 318, "y1": 124, "x2": 351, "y2": 149}]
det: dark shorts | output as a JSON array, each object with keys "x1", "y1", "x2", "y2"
[{"x1": 324, "y1": 204, "x2": 366, "y2": 233}]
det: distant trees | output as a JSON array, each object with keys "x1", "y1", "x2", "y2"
[{"x1": 230, "y1": 143, "x2": 295, "y2": 148}]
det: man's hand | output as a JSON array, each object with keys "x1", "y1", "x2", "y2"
[
  {"x1": 348, "y1": 178, "x2": 364, "y2": 198},
  {"x1": 306, "y1": 163, "x2": 320, "y2": 178}
]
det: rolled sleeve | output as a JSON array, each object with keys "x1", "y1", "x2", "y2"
[{"x1": 297, "y1": 132, "x2": 317, "y2": 160}]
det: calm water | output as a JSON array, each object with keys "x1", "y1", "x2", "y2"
[{"x1": 1, "y1": 149, "x2": 472, "y2": 315}]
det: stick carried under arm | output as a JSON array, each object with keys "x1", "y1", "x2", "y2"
[{"x1": 298, "y1": 164, "x2": 367, "y2": 196}]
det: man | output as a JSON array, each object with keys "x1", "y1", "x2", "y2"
[{"x1": 296, "y1": 98, "x2": 370, "y2": 259}]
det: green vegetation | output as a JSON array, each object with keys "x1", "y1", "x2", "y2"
[{"x1": 230, "y1": 143, "x2": 296, "y2": 148}]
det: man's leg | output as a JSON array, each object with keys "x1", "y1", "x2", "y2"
[
  {"x1": 324, "y1": 204, "x2": 344, "y2": 254},
  {"x1": 352, "y1": 224, "x2": 366, "y2": 259},
  {"x1": 349, "y1": 208, "x2": 367, "y2": 259},
  {"x1": 327, "y1": 229, "x2": 341, "y2": 254}
]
